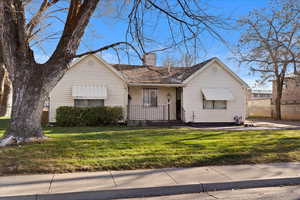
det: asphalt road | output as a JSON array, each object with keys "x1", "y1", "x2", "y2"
[{"x1": 122, "y1": 185, "x2": 300, "y2": 200}]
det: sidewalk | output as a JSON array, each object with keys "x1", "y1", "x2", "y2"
[
  {"x1": 1, "y1": 162, "x2": 300, "y2": 199},
  {"x1": 180, "y1": 119, "x2": 300, "y2": 131}
]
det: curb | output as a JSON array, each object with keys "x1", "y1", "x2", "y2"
[
  {"x1": 202, "y1": 177, "x2": 300, "y2": 192},
  {"x1": 2, "y1": 177, "x2": 300, "y2": 200}
]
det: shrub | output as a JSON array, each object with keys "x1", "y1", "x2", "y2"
[{"x1": 56, "y1": 106, "x2": 123, "y2": 126}]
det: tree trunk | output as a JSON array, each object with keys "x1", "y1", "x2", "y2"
[
  {"x1": 0, "y1": 60, "x2": 66, "y2": 146},
  {"x1": 274, "y1": 95, "x2": 281, "y2": 120},
  {"x1": 2, "y1": 64, "x2": 52, "y2": 144},
  {"x1": 6, "y1": 86, "x2": 45, "y2": 140},
  {"x1": 1, "y1": 62, "x2": 81, "y2": 144},
  {"x1": 274, "y1": 79, "x2": 282, "y2": 120}
]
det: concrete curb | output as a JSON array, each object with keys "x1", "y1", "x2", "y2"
[
  {"x1": 2, "y1": 177, "x2": 300, "y2": 200},
  {"x1": 202, "y1": 177, "x2": 300, "y2": 192}
]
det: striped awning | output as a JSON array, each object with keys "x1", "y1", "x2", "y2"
[
  {"x1": 72, "y1": 85, "x2": 107, "y2": 99},
  {"x1": 202, "y1": 88, "x2": 234, "y2": 100}
]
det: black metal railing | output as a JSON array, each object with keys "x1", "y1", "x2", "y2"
[
  {"x1": 128, "y1": 104, "x2": 168, "y2": 120},
  {"x1": 181, "y1": 107, "x2": 185, "y2": 122}
]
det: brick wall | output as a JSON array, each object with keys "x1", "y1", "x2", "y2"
[
  {"x1": 272, "y1": 77, "x2": 300, "y2": 120},
  {"x1": 248, "y1": 99, "x2": 272, "y2": 118},
  {"x1": 271, "y1": 105, "x2": 300, "y2": 120},
  {"x1": 272, "y1": 77, "x2": 300, "y2": 103}
]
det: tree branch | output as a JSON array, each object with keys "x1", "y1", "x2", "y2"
[
  {"x1": 73, "y1": 41, "x2": 142, "y2": 60},
  {"x1": 25, "y1": 0, "x2": 60, "y2": 40}
]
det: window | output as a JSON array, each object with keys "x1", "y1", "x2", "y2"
[
  {"x1": 74, "y1": 99, "x2": 104, "y2": 107},
  {"x1": 203, "y1": 99, "x2": 213, "y2": 109},
  {"x1": 214, "y1": 100, "x2": 227, "y2": 109},
  {"x1": 143, "y1": 88, "x2": 158, "y2": 107},
  {"x1": 203, "y1": 99, "x2": 226, "y2": 110}
]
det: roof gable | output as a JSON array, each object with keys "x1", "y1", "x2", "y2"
[
  {"x1": 182, "y1": 58, "x2": 250, "y2": 88},
  {"x1": 68, "y1": 54, "x2": 126, "y2": 83}
]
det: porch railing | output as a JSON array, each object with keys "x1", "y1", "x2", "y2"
[
  {"x1": 181, "y1": 107, "x2": 185, "y2": 122},
  {"x1": 128, "y1": 104, "x2": 168, "y2": 120}
]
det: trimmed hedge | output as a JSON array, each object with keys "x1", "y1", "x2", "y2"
[{"x1": 56, "y1": 106, "x2": 123, "y2": 126}]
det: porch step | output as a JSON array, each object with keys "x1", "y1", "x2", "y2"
[{"x1": 128, "y1": 120, "x2": 185, "y2": 126}]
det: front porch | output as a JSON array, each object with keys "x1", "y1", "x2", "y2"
[{"x1": 127, "y1": 86, "x2": 185, "y2": 123}]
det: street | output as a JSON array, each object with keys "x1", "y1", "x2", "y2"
[{"x1": 123, "y1": 185, "x2": 300, "y2": 200}]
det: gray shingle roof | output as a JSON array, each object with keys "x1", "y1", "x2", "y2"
[{"x1": 112, "y1": 57, "x2": 215, "y2": 84}]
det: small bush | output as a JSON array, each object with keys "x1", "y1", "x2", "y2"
[{"x1": 56, "y1": 106, "x2": 123, "y2": 126}]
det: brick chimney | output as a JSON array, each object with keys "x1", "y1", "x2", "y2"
[{"x1": 142, "y1": 53, "x2": 156, "y2": 66}]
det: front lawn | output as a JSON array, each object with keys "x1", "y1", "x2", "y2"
[{"x1": 1, "y1": 118, "x2": 300, "y2": 175}]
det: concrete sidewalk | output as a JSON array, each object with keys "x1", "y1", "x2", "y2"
[
  {"x1": 1, "y1": 162, "x2": 300, "y2": 199},
  {"x1": 177, "y1": 119, "x2": 300, "y2": 131}
]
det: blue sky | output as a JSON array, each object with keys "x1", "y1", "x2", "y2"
[{"x1": 30, "y1": 0, "x2": 272, "y2": 89}]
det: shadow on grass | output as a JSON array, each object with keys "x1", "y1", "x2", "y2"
[
  {"x1": 0, "y1": 118, "x2": 9, "y2": 131},
  {"x1": 1, "y1": 117, "x2": 300, "y2": 175}
]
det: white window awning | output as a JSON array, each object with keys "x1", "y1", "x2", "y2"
[
  {"x1": 72, "y1": 85, "x2": 107, "y2": 99},
  {"x1": 202, "y1": 88, "x2": 234, "y2": 101}
]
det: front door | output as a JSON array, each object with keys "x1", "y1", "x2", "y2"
[{"x1": 176, "y1": 88, "x2": 182, "y2": 120}]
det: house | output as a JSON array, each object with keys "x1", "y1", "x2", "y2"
[
  {"x1": 272, "y1": 74, "x2": 300, "y2": 120},
  {"x1": 249, "y1": 89, "x2": 272, "y2": 100},
  {"x1": 49, "y1": 54, "x2": 250, "y2": 124}
]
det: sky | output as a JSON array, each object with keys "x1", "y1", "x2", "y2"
[{"x1": 29, "y1": 0, "x2": 273, "y2": 90}]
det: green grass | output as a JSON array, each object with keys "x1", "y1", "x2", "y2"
[{"x1": 1, "y1": 118, "x2": 300, "y2": 175}]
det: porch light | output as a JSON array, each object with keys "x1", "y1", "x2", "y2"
[{"x1": 167, "y1": 93, "x2": 171, "y2": 98}]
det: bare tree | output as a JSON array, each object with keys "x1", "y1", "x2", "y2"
[
  {"x1": 235, "y1": 0, "x2": 300, "y2": 120},
  {"x1": 0, "y1": 0, "x2": 226, "y2": 146},
  {"x1": 162, "y1": 53, "x2": 196, "y2": 67},
  {"x1": 178, "y1": 53, "x2": 195, "y2": 67},
  {"x1": 0, "y1": 0, "x2": 66, "y2": 118},
  {"x1": 162, "y1": 55, "x2": 177, "y2": 67}
]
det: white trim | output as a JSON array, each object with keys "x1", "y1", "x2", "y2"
[{"x1": 183, "y1": 58, "x2": 250, "y2": 88}]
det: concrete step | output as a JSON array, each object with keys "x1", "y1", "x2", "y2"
[{"x1": 127, "y1": 120, "x2": 185, "y2": 126}]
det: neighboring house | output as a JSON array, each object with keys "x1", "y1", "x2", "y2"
[
  {"x1": 249, "y1": 89, "x2": 272, "y2": 100},
  {"x1": 49, "y1": 54, "x2": 249, "y2": 124},
  {"x1": 272, "y1": 74, "x2": 300, "y2": 120},
  {"x1": 247, "y1": 89, "x2": 272, "y2": 118}
]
